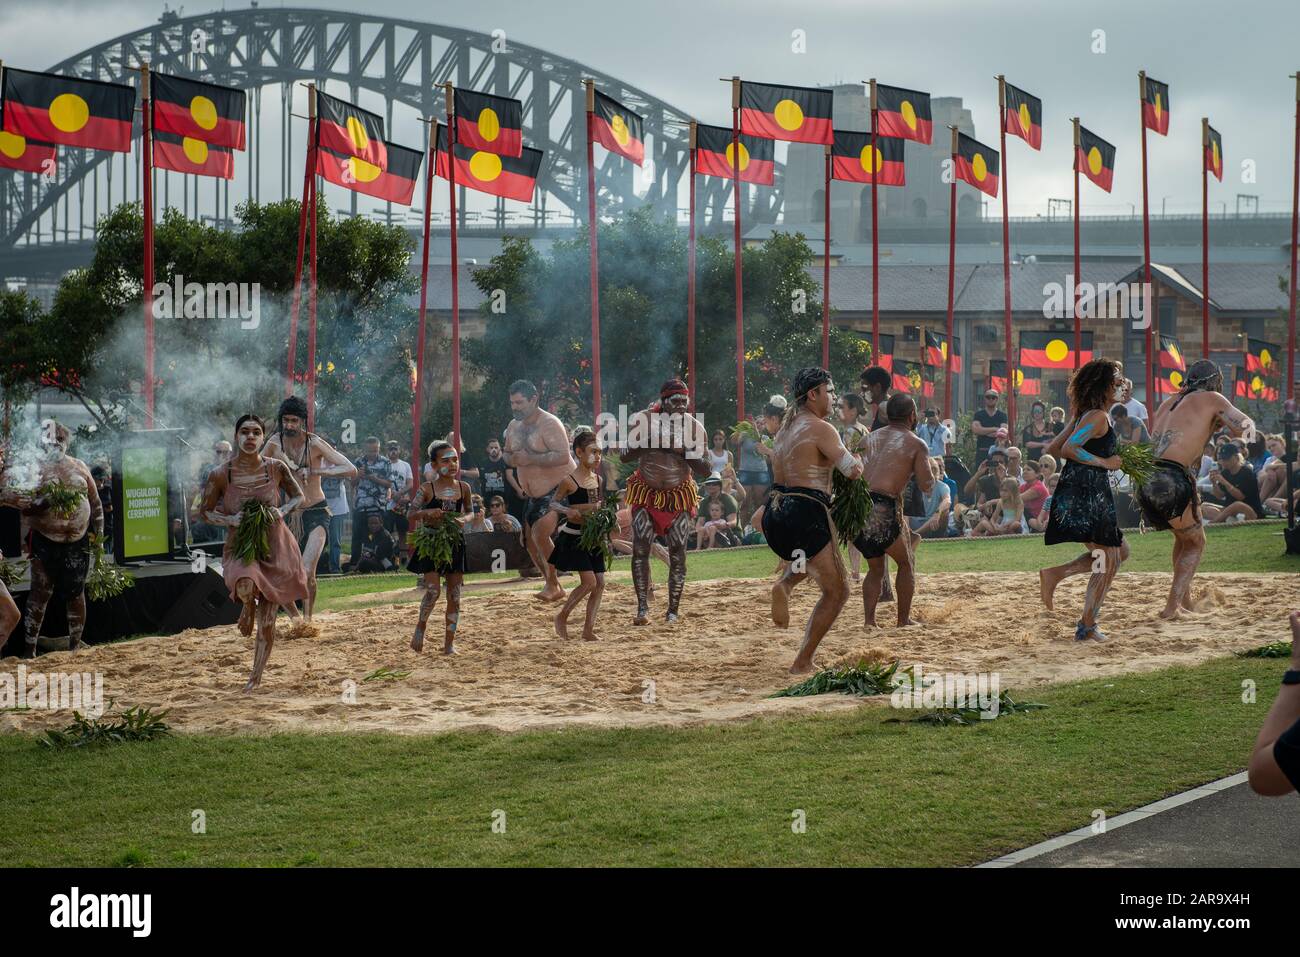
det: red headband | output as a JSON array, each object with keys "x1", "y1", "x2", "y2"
[{"x1": 660, "y1": 381, "x2": 689, "y2": 400}]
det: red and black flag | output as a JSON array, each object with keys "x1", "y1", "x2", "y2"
[
  {"x1": 1142, "y1": 75, "x2": 1170, "y2": 136},
  {"x1": 831, "y1": 130, "x2": 904, "y2": 186},
  {"x1": 0, "y1": 67, "x2": 134, "y2": 152},
  {"x1": 954, "y1": 133, "x2": 999, "y2": 198},
  {"x1": 591, "y1": 90, "x2": 644, "y2": 166},
  {"x1": 153, "y1": 130, "x2": 234, "y2": 179},
  {"x1": 317, "y1": 139, "x2": 422, "y2": 205},
  {"x1": 316, "y1": 90, "x2": 386, "y2": 169},
  {"x1": 1205, "y1": 125, "x2": 1224, "y2": 182},
  {"x1": 694, "y1": 124, "x2": 775, "y2": 185},
  {"x1": 989, "y1": 360, "x2": 1042, "y2": 396},
  {"x1": 1237, "y1": 366, "x2": 1280, "y2": 402},
  {"x1": 1155, "y1": 335, "x2": 1187, "y2": 394},
  {"x1": 151, "y1": 73, "x2": 245, "y2": 150},
  {"x1": 875, "y1": 333, "x2": 895, "y2": 373},
  {"x1": 739, "y1": 81, "x2": 833, "y2": 145},
  {"x1": 454, "y1": 88, "x2": 523, "y2": 158},
  {"x1": 874, "y1": 84, "x2": 932, "y2": 144},
  {"x1": 924, "y1": 331, "x2": 963, "y2": 372},
  {"x1": 1245, "y1": 338, "x2": 1280, "y2": 376},
  {"x1": 1020, "y1": 330, "x2": 1093, "y2": 369},
  {"x1": 435, "y1": 123, "x2": 541, "y2": 202},
  {"x1": 1003, "y1": 82, "x2": 1042, "y2": 150},
  {"x1": 0, "y1": 130, "x2": 56, "y2": 174},
  {"x1": 892, "y1": 359, "x2": 933, "y2": 397},
  {"x1": 1076, "y1": 126, "x2": 1116, "y2": 193}
]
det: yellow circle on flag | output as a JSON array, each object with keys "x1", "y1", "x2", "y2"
[
  {"x1": 1018, "y1": 103, "x2": 1031, "y2": 134},
  {"x1": 972, "y1": 153, "x2": 987, "y2": 181},
  {"x1": 725, "y1": 141, "x2": 750, "y2": 171},
  {"x1": 1170, "y1": 370, "x2": 1183, "y2": 389},
  {"x1": 182, "y1": 137, "x2": 208, "y2": 164},
  {"x1": 1045, "y1": 338, "x2": 1069, "y2": 363},
  {"x1": 1013, "y1": 369, "x2": 1024, "y2": 388},
  {"x1": 1260, "y1": 348, "x2": 1273, "y2": 368},
  {"x1": 346, "y1": 116, "x2": 370, "y2": 151},
  {"x1": 1252, "y1": 374, "x2": 1264, "y2": 391},
  {"x1": 190, "y1": 95, "x2": 218, "y2": 131},
  {"x1": 610, "y1": 114, "x2": 630, "y2": 146},
  {"x1": 348, "y1": 156, "x2": 382, "y2": 183},
  {"x1": 1087, "y1": 146, "x2": 1103, "y2": 176},
  {"x1": 1212, "y1": 141, "x2": 1221, "y2": 171},
  {"x1": 477, "y1": 108, "x2": 501, "y2": 143},
  {"x1": 858, "y1": 144, "x2": 881, "y2": 174},
  {"x1": 1154, "y1": 93, "x2": 1163, "y2": 122},
  {"x1": 0, "y1": 130, "x2": 26, "y2": 158},
  {"x1": 901, "y1": 100, "x2": 917, "y2": 131},
  {"x1": 49, "y1": 93, "x2": 90, "y2": 133},
  {"x1": 774, "y1": 99, "x2": 804, "y2": 131},
  {"x1": 469, "y1": 150, "x2": 503, "y2": 181},
  {"x1": 940, "y1": 341, "x2": 949, "y2": 358}
]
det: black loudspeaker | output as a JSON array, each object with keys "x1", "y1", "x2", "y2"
[{"x1": 158, "y1": 567, "x2": 242, "y2": 633}]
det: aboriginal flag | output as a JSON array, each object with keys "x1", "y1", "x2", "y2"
[
  {"x1": 875, "y1": 334, "x2": 895, "y2": 373},
  {"x1": 1142, "y1": 75, "x2": 1170, "y2": 136},
  {"x1": 316, "y1": 91, "x2": 386, "y2": 169},
  {"x1": 1076, "y1": 126, "x2": 1116, "y2": 193},
  {"x1": 1245, "y1": 338, "x2": 1280, "y2": 376},
  {"x1": 152, "y1": 73, "x2": 245, "y2": 150},
  {"x1": 317, "y1": 140, "x2": 422, "y2": 205},
  {"x1": 454, "y1": 88, "x2": 523, "y2": 158},
  {"x1": 0, "y1": 67, "x2": 134, "y2": 152},
  {"x1": 591, "y1": 90, "x2": 644, "y2": 166},
  {"x1": 1206, "y1": 125, "x2": 1224, "y2": 182},
  {"x1": 153, "y1": 130, "x2": 233, "y2": 179},
  {"x1": 893, "y1": 359, "x2": 933, "y2": 397},
  {"x1": 0, "y1": 130, "x2": 56, "y2": 174},
  {"x1": 875, "y1": 84, "x2": 932, "y2": 144},
  {"x1": 831, "y1": 130, "x2": 904, "y2": 186},
  {"x1": 1155, "y1": 335, "x2": 1187, "y2": 394},
  {"x1": 989, "y1": 360, "x2": 1042, "y2": 396},
  {"x1": 435, "y1": 123, "x2": 541, "y2": 202},
  {"x1": 1021, "y1": 330, "x2": 1093, "y2": 369},
  {"x1": 740, "y1": 81, "x2": 833, "y2": 145},
  {"x1": 1003, "y1": 82, "x2": 1042, "y2": 150},
  {"x1": 954, "y1": 133, "x2": 999, "y2": 198},
  {"x1": 1237, "y1": 366, "x2": 1280, "y2": 402},
  {"x1": 695, "y1": 124, "x2": 775, "y2": 185},
  {"x1": 924, "y1": 331, "x2": 963, "y2": 372}
]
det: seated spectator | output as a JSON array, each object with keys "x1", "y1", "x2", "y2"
[
  {"x1": 1110, "y1": 404, "x2": 1150, "y2": 445},
  {"x1": 464, "y1": 493, "x2": 494, "y2": 533},
  {"x1": 1005, "y1": 446, "x2": 1024, "y2": 481},
  {"x1": 720, "y1": 465, "x2": 746, "y2": 507},
  {"x1": 1028, "y1": 472, "x2": 1059, "y2": 533},
  {"x1": 909, "y1": 456, "x2": 951, "y2": 539},
  {"x1": 1197, "y1": 441, "x2": 1216, "y2": 480},
  {"x1": 937, "y1": 457, "x2": 959, "y2": 506},
  {"x1": 1203, "y1": 443, "x2": 1264, "y2": 523},
  {"x1": 1037, "y1": 453, "x2": 1057, "y2": 485},
  {"x1": 488, "y1": 495, "x2": 522, "y2": 532},
  {"x1": 963, "y1": 448, "x2": 1008, "y2": 507},
  {"x1": 1259, "y1": 435, "x2": 1296, "y2": 503},
  {"x1": 973, "y1": 477, "x2": 1025, "y2": 536},
  {"x1": 696, "y1": 499, "x2": 741, "y2": 549},
  {"x1": 698, "y1": 473, "x2": 740, "y2": 528},
  {"x1": 1019, "y1": 460, "x2": 1049, "y2": 523},
  {"x1": 343, "y1": 513, "x2": 396, "y2": 573}
]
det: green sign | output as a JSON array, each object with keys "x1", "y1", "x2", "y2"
[{"x1": 121, "y1": 446, "x2": 169, "y2": 559}]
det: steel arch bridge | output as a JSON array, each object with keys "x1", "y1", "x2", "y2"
[{"x1": 1, "y1": 5, "x2": 785, "y2": 254}]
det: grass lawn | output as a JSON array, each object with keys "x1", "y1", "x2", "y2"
[
  {"x1": 0, "y1": 655, "x2": 1283, "y2": 867},
  {"x1": 315, "y1": 521, "x2": 1300, "y2": 611}
]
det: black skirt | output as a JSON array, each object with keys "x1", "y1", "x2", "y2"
[
  {"x1": 1044, "y1": 462, "x2": 1123, "y2": 547},
  {"x1": 549, "y1": 525, "x2": 606, "y2": 573},
  {"x1": 407, "y1": 542, "x2": 467, "y2": 575},
  {"x1": 762, "y1": 485, "x2": 833, "y2": 561}
]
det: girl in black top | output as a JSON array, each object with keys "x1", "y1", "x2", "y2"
[
  {"x1": 1040, "y1": 358, "x2": 1130, "y2": 642},
  {"x1": 548, "y1": 431, "x2": 613, "y2": 641},
  {"x1": 1203, "y1": 444, "x2": 1264, "y2": 522},
  {"x1": 1021, "y1": 401, "x2": 1054, "y2": 458},
  {"x1": 408, "y1": 441, "x2": 471, "y2": 655}
]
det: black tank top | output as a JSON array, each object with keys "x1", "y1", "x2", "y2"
[
  {"x1": 423, "y1": 481, "x2": 464, "y2": 512},
  {"x1": 1081, "y1": 428, "x2": 1117, "y2": 463}
]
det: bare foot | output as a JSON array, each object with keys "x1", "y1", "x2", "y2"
[
  {"x1": 554, "y1": 613, "x2": 569, "y2": 639},
  {"x1": 443, "y1": 640, "x2": 456, "y2": 655},
  {"x1": 582, "y1": 631, "x2": 600, "y2": 642},
  {"x1": 1039, "y1": 568, "x2": 1061, "y2": 611},
  {"x1": 238, "y1": 600, "x2": 255, "y2": 636},
  {"x1": 665, "y1": 612, "x2": 679, "y2": 624},
  {"x1": 20, "y1": 642, "x2": 36, "y2": 659},
  {"x1": 535, "y1": 586, "x2": 566, "y2": 603},
  {"x1": 410, "y1": 623, "x2": 426, "y2": 652},
  {"x1": 632, "y1": 611, "x2": 649, "y2": 626},
  {"x1": 789, "y1": 656, "x2": 816, "y2": 675},
  {"x1": 243, "y1": 675, "x2": 260, "y2": 693},
  {"x1": 1157, "y1": 605, "x2": 1182, "y2": 621},
  {"x1": 896, "y1": 618, "x2": 920, "y2": 627},
  {"x1": 67, "y1": 638, "x2": 82, "y2": 653},
  {"x1": 770, "y1": 582, "x2": 790, "y2": 628}
]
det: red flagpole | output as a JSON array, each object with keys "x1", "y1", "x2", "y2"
[
  {"x1": 446, "y1": 82, "x2": 461, "y2": 450},
  {"x1": 731, "y1": 77, "x2": 745, "y2": 422},
  {"x1": 943, "y1": 128, "x2": 957, "y2": 420},
  {"x1": 1290, "y1": 72, "x2": 1299, "y2": 401},
  {"x1": 412, "y1": 115, "x2": 436, "y2": 490},
  {"x1": 998, "y1": 76, "x2": 1014, "y2": 433},
  {"x1": 1202, "y1": 117, "x2": 1210, "y2": 359},
  {"x1": 285, "y1": 84, "x2": 314, "y2": 397},
  {"x1": 584, "y1": 81, "x2": 603, "y2": 421},
  {"x1": 870, "y1": 80, "x2": 880, "y2": 361},
  {"x1": 1073, "y1": 118, "x2": 1082, "y2": 370},
  {"x1": 688, "y1": 121, "x2": 697, "y2": 409},
  {"x1": 822, "y1": 144, "x2": 831, "y2": 368},
  {"x1": 305, "y1": 101, "x2": 318, "y2": 433},
  {"x1": 1139, "y1": 71, "x2": 1155, "y2": 410},
  {"x1": 141, "y1": 63, "x2": 155, "y2": 428}
]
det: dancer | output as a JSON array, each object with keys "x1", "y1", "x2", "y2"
[
  {"x1": 548, "y1": 431, "x2": 613, "y2": 640},
  {"x1": 502, "y1": 380, "x2": 575, "y2": 602},
  {"x1": 1039, "y1": 358, "x2": 1129, "y2": 640},
  {"x1": 1137, "y1": 359, "x2": 1253, "y2": 619},
  {"x1": 262, "y1": 396, "x2": 356, "y2": 620},
  {"x1": 7, "y1": 422, "x2": 103, "y2": 658},
  {"x1": 200, "y1": 414, "x2": 308, "y2": 691},
  {"x1": 857, "y1": 394, "x2": 933, "y2": 628},
  {"x1": 621, "y1": 378, "x2": 710, "y2": 625},
  {"x1": 407, "y1": 441, "x2": 471, "y2": 654},
  {"x1": 763, "y1": 368, "x2": 863, "y2": 674}
]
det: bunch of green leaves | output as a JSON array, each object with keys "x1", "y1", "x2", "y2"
[
  {"x1": 578, "y1": 490, "x2": 621, "y2": 570},
  {"x1": 1118, "y1": 442, "x2": 1157, "y2": 489},
  {"x1": 39, "y1": 704, "x2": 171, "y2": 750},
  {"x1": 363, "y1": 667, "x2": 412, "y2": 682},
  {"x1": 831, "y1": 471, "x2": 873, "y2": 546},
  {"x1": 1236, "y1": 641, "x2": 1293, "y2": 659},
  {"x1": 230, "y1": 498, "x2": 277, "y2": 564},
  {"x1": 85, "y1": 537, "x2": 134, "y2": 602},
  {"x1": 770, "y1": 658, "x2": 899, "y2": 698},
  {"x1": 885, "y1": 690, "x2": 1047, "y2": 726},
  {"x1": 36, "y1": 480, "x2": 85, "y2": 518},
  {"x1": 0, "y1": 557, "x2": 27, "y2": 589},
  {"x1": 411, "y1": 514, "x2": 464, "y2": 568},
  {"x1": 731, "y1": 420, "x2": 772, "y2": 449}
]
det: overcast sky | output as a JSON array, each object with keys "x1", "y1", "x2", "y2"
[{"x1": 5, "y1": 0, "x2": 1300, "y2": 216}]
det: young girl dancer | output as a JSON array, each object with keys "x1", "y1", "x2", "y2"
[
  {"x1": 408, "y1": 441, "x2": 471, "y2": 654},
  {"x1": 548, "y1": 431, "x2": 612, "y2": 641}
]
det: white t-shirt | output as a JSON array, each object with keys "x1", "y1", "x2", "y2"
[
  {"x1": 1123, "y1": 398, "x2": 1149, "y2": 424},
  {"x1": 387, "y1": 459, "x2": 413, "y2": 509},
  {"x1": 324, "y1": 479, "x2": 349, "y2": 517}
]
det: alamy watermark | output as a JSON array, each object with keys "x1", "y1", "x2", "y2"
[
  {"x1": 595, "y1": 406, "x2": 707, "y2": 460},
  {"x1": 1043, "y1": 274, "x2": 1150, "y2": 330},
  {"x1": 1, "y1": 666, "x2": 105, "y2": 717},
  {"x1": 152, "y1": 274, "x2": 260, "y2": 329},
  {"x1": 890, "y1": 664, "x2": 1001, "y2": 718}
]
